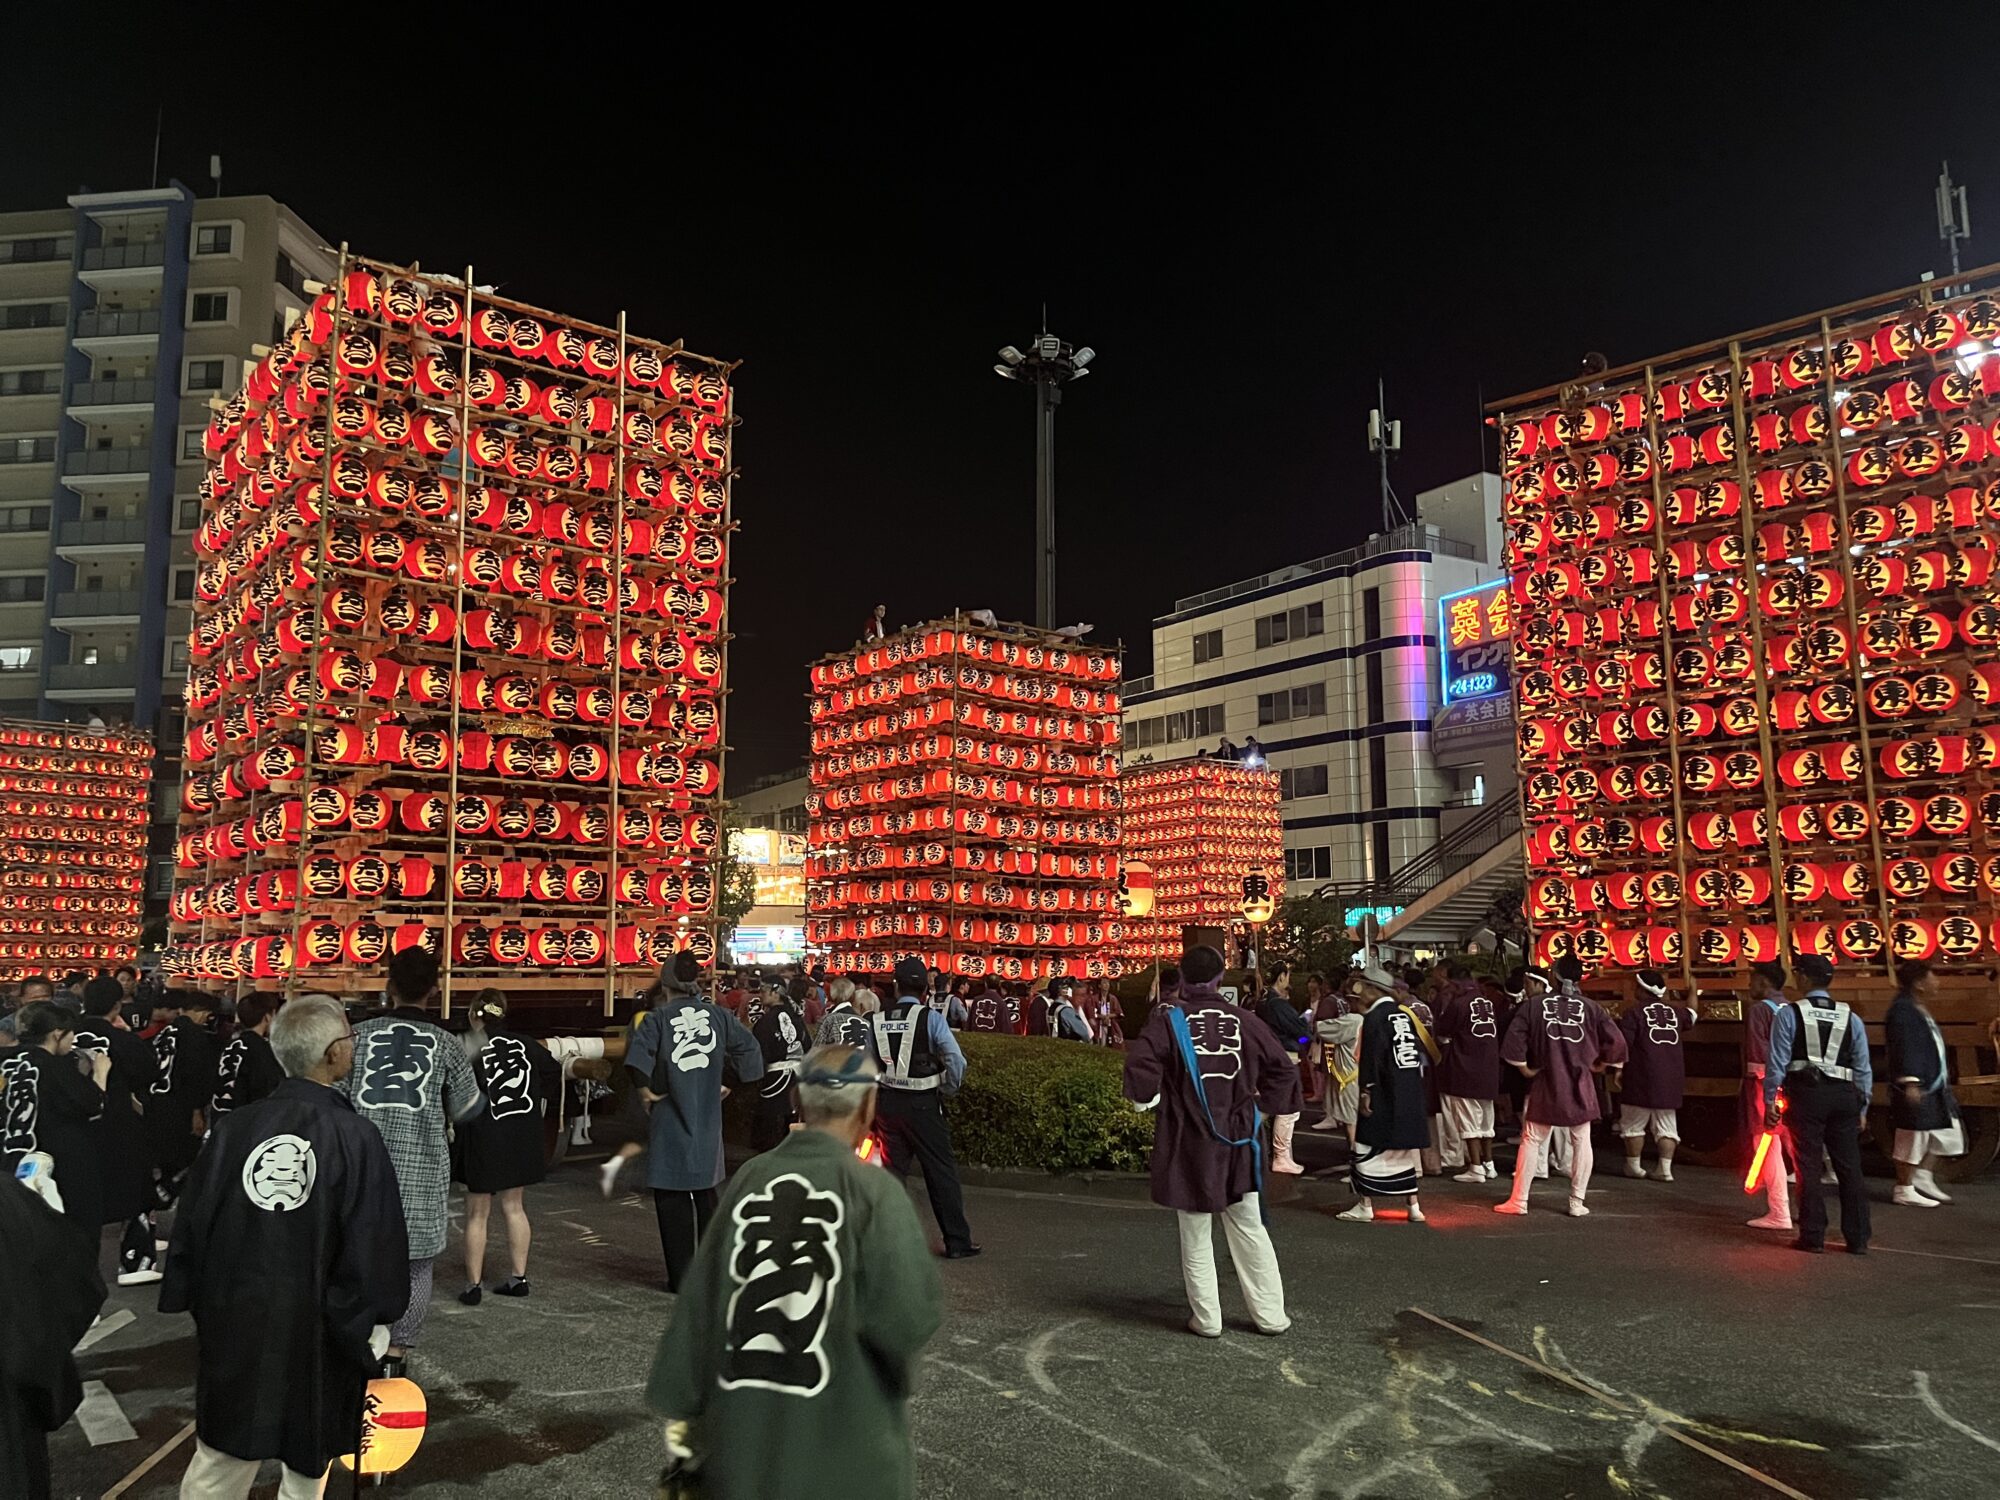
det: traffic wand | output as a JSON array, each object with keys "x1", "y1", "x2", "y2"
[{"x1": 1743, "y1": 1095, "x2": 1787, "y2": 1192}]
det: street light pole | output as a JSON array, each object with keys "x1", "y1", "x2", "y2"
[{"x1": 996, "y1": 332, "x2": 1093, "y2": 629}]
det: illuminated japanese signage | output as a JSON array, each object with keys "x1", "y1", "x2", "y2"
[{"x1": 1439, "y1": 580, "x2": 1512, "y2": 703}]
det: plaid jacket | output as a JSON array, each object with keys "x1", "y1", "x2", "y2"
[{"x1": 338, "y1": 1010, "x2": 482, "y2": 1257}]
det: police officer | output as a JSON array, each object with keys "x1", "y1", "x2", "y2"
[
  {"x1": 1763, "y1": 955, "x2": 1872, "y2": 1255},
  {"x1": 869, "y1": 957, "x2": 980, "y2": 1258}
]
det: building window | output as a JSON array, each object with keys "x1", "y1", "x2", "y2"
[
  {"x1": 180, "y1": 428, "x2": 207, "y2": 461},
  {"x1": 0, "y1": 505, "x2": 49, "y2": 533},
  {"x1": 1258, "y1": 682, "x2": 1329, "y2": 724},
  {"x1": 189, "y1": 291, "x2": 231, "y2": 324},
  {"x1": 0, "y1": 237, "x2": 68, "y2": 265},
  {"x1": 171, "y1": 567, "x2": 196, "y2": 602},
  {"x1": 195, "y1": 224, "x2": 234, "y2": 256},
  {"x1": 183, "y1": 358, "x2": 225, "y2": 393},
  {"x1": 1166, "y1": 705, "x2": 1226, "y2": 742},
  {"x1": 1279, "y1": 764, "x2": 1329, "y2": 800},
  {"x1": 165, "y1": 638, "x2": 189, "y2": 673},
  {"x1": 0, "y1": 643, "x2": 36, "y2": 671},
  {"x1": 0, "y1": 575, "x2": 46, "y2": 603},
  {"x1": 1365, "y1": 653, "x2": 1385, "y2": 720},
  {"x1": 1254, "y1": 602, "x2": 1324, "y2": 650},
  {"x1": 0, "y1": 369, "x2": 58, "y2": 397},
  {"x1": 275, "y1": 250, "x2": 310, "y2": 299},
  {"x1": 1371, "y1": 822, "x2": 1394, "y2": 881},
  {"x1": 1128, "y1": 716, "x2": 1165, "y2": 749},
  {"x1": 1, "y1": 302, "x2": 64, "y2": 330},
  {"x1": 1369, "y1": 736, "x2": 1389, "y2": 810},
  {"x1": 1285, "y1": 846, "x2": 1333, "y2": 882},
  {"x1": 0, "y1": 436, "x2": 56, "y2": 465},
  {"x1": 176, "y1": 495, "x2": 201, "y2": 530},
  {"x1": 1362, "y1": 587, "x2": 1382, "y2": 642},
  {"x1": 1192, "y1": 627, "x2": 1223, "y2": 665}
]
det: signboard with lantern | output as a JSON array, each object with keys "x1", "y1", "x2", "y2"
[
  {"x1": 0, "y1": 719, "x2": 152, "y2": 981},
  {"x1": 163, "y1": 252, "x2": 733, "y2": 1017},
  {"x1": 1116, "y1": 760, "x2": 1284, "y2": 963},
  {"x1": 803, "y1": 620, "x2": 1126, "y2": 983}
]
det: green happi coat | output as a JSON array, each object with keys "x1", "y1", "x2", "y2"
[{"x1": 646, "y1": 1128, "x2": 943, "y2": 1499}]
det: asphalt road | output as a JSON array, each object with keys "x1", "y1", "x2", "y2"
[{"x1": 47, "y1": 1132, "x2": 2000, "y2": 1500}]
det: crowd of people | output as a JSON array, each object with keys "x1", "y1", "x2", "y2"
[{"x1": 0, "y1": 940, "x2": 1980, "y2": 1497}]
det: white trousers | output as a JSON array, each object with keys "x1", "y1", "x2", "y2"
[
  {"x1": 181, "y1": 1437, "x2": 327, "y2": 1500},
  {"x1": 1508, "y1": 1121, "x2": 1593, "y2": 1206},
  {"x1": 1534, "y1": 1121, "x2": 1575, "y2": 1177},
  {"x1": 1272, "y1": 1113, "x2": 1299, "y2": 1160},
  {"x1": 1177, "y1": 1195, "x2": 1288, "y2": 1336}
]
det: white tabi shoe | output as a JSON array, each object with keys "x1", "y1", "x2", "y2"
[
  {"x1": 1452, "y1": 1168, "x2": 1487, "y2": 1184},
  {"x1": 1650, "y1": 1165, "x2": 1674, "y2": 1182},
  {"x1": 1407, "y1": 1201, "x2": 1426, "y2": 1224},
  {"x1": 1893, "y1": 1185, "x2": 1940, "y2": 1208},
  {"x1": 1492, "y1": 1199, "x2": 1529, "y2": 1216},
  {"x1": 1912, "y1": 1171, "x2": 1953, "y2": 1203},
  {"x1": 1567, "y1": 1198, "x2": 1590, "y2": 1218},
  {"x1": 1336, "y1": 1201, "x2": 1374, "y2": 1222},
  {"x1": 1271, "y1": 1155, "x2": 1305, "y2": 1176},
  {"x1": 1746, "y1": 1212, "x2": 1793, "y2": 1231},
  {"x1": 1623, "y1": 1160, "x2": 1646, "y2": 1178},
  {"x1": 1309, "y1": 1116, "x2": 1340, "y2": 1132}
]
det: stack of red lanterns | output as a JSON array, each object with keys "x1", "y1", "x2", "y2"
[
  {"x1": 1116, "y1": 761, "x2": 1283, "y2": 963},
  {"x1": 0, "y1": 721, "x2": 151, "y2": 980},
  {"x1": 1505, "y1": 286, "x2": 2000, "y2": 977},
  {"x1": 165, "y1": 253, "x2": 732, "y2": 994},
  {"x1": 804, "y1": 624, "x2": 1125, "y2": 981}
]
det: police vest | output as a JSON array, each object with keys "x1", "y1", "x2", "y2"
[
  {"x1": 1786, "y1": 996, "x2": 1859, "y2": 1083},
  {"x1": 872, "y1": 999, "x2": 942, "y2": 1091}
]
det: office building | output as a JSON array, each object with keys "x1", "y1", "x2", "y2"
[
  {"x1": 1121, "y1": 476, "x2": 1506, "y2": 898},
  {"x1": 0, "y1": 183, "x2": 334, "y2": 901}
]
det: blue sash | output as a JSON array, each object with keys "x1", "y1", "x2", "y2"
[{"x1": 1167, "y1": 1007, "x2": 1267, "y2": 1222}]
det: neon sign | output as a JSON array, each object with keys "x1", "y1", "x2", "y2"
[{"x1": 1438, "y1": 580, "x2": 1512, "y2": 704}]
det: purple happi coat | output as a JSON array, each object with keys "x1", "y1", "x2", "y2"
[
  {"x1": 1501, "y1": 989, "x2": 1627, "y2": 1127},
  {"x1": 1123, "y1": 982, "x2": 1301, "y2": 1213},
  {"x1": 1617, "y1": 1001, "x2": 1696, "y2": 1110},
  {"x1": 1434, "y1": 981, "x2": 1501, "y2": 1102}
]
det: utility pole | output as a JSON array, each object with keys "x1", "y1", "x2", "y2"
[
  {"x1": 1367, "y1": 377, "x2": 1407, "y2": 533},
  {"x1": 1938, "y1": 161, "x2": 1971, "y2": 281},
  {"x1": 995, "y1": 330, "x2": 1093, "y2": 628}
]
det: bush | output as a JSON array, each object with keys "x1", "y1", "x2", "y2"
[{"x1": 943, "y1": 1033, "x2": 1154, "y2": 1174}]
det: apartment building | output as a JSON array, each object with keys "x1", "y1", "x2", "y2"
[
  {"x1": 0, "y1": 183, "x2": 334, "y2": 899},
  {"x1": 1122, "y1": 475, "x2": 1505, "y2": 896}
]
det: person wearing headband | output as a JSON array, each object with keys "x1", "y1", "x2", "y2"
[
  {"x1": 647, "y1": 1045, "x2": 942, "y2": 1499},
  {"x1": 1616, "y1": 971, "x2": 1696, "y2": 1183},
  {"x1": 1495, "y1": 955, "x2": 1627, "y2": 1219},
  {"x1": 456, "y1": 990, "x2": 561, "y2": 1306}
]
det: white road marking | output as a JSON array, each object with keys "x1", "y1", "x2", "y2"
[
  {"x1": 74, "y1": 1309, "x2": 135, "y2": 1352},
  {"x1": 1023, "y1": 1318, "x2": 1085, "y2": 1396},
  {"x1": 929, "y1": 1356, "x2": 1213, "y2": 1488},
  {"x1": 533, "y1": 1382, "x2": 645, "y2": 1399},
  {"x1": 1427, "y1": 1392, "x2": 1554, "y2": 1454},
  {"x1": 1283, "y1": 1407, "x2": 1374, "y2": 1500},
  {"x1": 1874, "y1": 1245, "x2": 2000, "y2": 1267},
  {"x1": 1914, "y1": 1370, "x2": 2000, "y2": 1455},
  {"x1": 74, "y1": 1381, "x2": 137, "y2": 1445}
]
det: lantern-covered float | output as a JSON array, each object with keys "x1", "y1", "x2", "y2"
[
  {"x1": 805, "y1": 618, "x2": 1126, "y2": 982},
  {"x1": 1495, "y1": 266, "x2": 2000, "y2": 1174},
  {"x1": 0, "y1": 720, "x2": 151, "y2": 981},
  {"x1": 165, "y1": 252, "x2": 734, "y2": 1023},
  {"x1": 1116, "y1": 760, "x2": 1283, "y2": 965}
]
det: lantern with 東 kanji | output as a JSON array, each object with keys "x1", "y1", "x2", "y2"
[
  {"x1": 0, "y1": 720, "x2": 151, "y2": 981},
  {"x1": 804, "y1": 619, "x2": 1125, "y2": 982},
  {"x1": 166, "y1": 252, "x2": 734, "y2": 1017},
  {"x1": 1114, "y1": 761, "x2": 1284, "y2": 963},
  {"x1": 1498, "y1": 267, "x2": 2000, "y2": 992}
]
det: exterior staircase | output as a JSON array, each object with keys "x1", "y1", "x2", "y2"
[{"x1": 1320, "y1": 799, "x2": 1522, "y2": 951}]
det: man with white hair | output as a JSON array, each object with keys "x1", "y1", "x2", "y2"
[
  {"x1": 648, "y1": 1045, "x2": 942, "y2": 1498},
  {"x1": 161, "y1": 996, "x2": 408, "y2": 1500},
  {"x1": 814, "y1": 977, "x2": 875, "y2": 1049}
]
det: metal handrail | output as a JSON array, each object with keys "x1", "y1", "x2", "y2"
[
  {"x1": 74, "y1": 309, "x2": 161, "y2": 339},
  {"x1": 1171, "y1": 523, "x2": 1477, "y2": 614},
  {"x1": 80, "y1": 244, "x2": 165, "y2": 272},
  {"x1": 46, "y1": 660, "x2": 139, "y2": 690},
  {"x1": 57, "y1": 517, "x2": 147, "y2": 547},
  {"x1": 63, "y1": 450, "x2": 149, "y2": 476},
  {"x1": 49, "y1": 588, "x2": 144, "y2": 618},
  {"x1": 1316, "y1": 798, "x2": 1519, "y2": 910}
]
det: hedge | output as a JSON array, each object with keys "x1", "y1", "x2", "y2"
[{"x1": 943, "y1": 1033, "x2": 1154, "y2": 1174}]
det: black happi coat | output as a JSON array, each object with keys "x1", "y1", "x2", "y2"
[
  {"x1": 750, "y1": 1002, "x2": 807, "y2": 1150},
  {"x1": 459, "y1": 1029, "x2": 560, "y2": 1194},
  {"x1": 160, "y1": 1078, "x2": 409, "y2": 1477},
  {"x1": 210, "y1": 1030, "x2": 285, "y2": 1121},
  {"x1": 147, "y1": 1016, "x2": 221, "y2": 1175},
  {"x1": 0, "y1": 1047, "x2": 105, "y2": 1235},
  {"x1": 0, "y1": 1177, "x2": 106, "y2": 1500},
  {"x1": 1356, "y1": 1001, "x2": 1432, "y2": 1152},
  {"x1": 70, "y1": 1019, "x2": 156, "y2": 1222},
  {"x1": 1885, "y1": 993, "x2": 1959, "y2": 1132}
]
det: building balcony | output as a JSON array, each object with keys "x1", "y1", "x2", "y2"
[
  {"x1": 78, "y1": 244, "x2": 166, "y2": 292},
  {"x1": 62, "y1": 449, "x2": 152, "y2": 490},
  {"x1": 68, "y1": 378, "x2": 157, "y2": 412},
  {"x1": 56, "y1": 516, "x2": 148, "y2": 553},
  {"x1": 72, "y1": 308, "x2": 161, "y2": 347},
  {"x1": 46, "y1": 659, "x2": 140, "y2": 695},
  {"x1": 49, "y1": 589, "x2": 143, "y2": 623}
]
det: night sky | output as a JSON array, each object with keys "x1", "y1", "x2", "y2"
[{"x1": 11, "y1": 14, "x2": 2000, "y2": 780}]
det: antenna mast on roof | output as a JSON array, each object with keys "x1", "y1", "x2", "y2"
[{"x1": 1367, "y1": 376, "x2": 1408, "y2": 532}]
